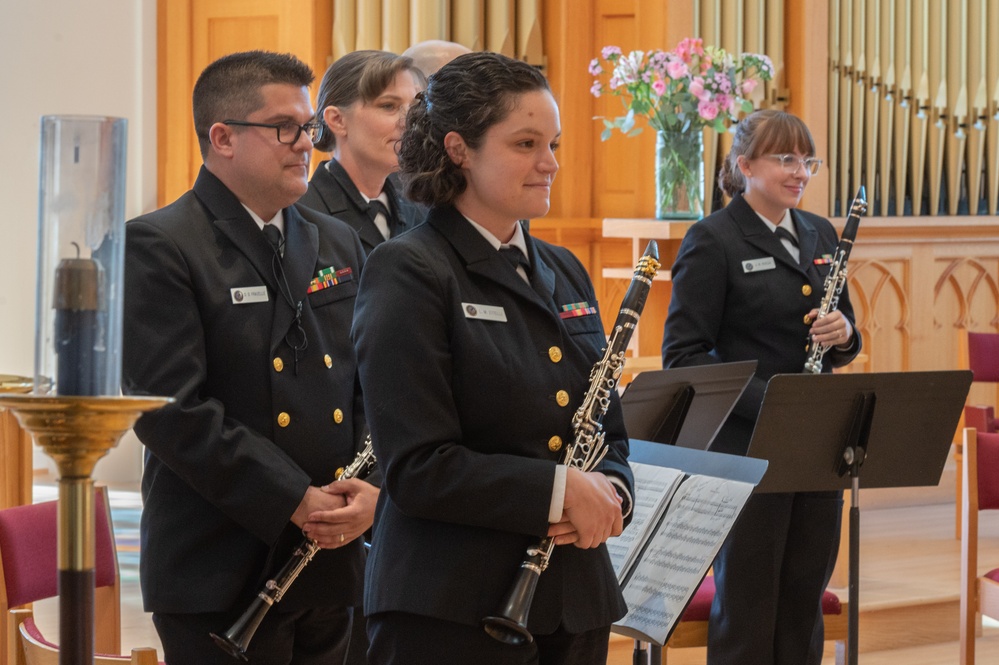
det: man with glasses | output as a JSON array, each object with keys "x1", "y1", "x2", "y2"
[{"x1": 123, "y1": 50, "x2": 375, "y2": 664}]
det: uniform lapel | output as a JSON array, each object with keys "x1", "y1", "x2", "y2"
[
  {"x1": 429, "y1": 208, "x2": 551, "y2": 308},
  {"x1": 271, "y1": 206, "x2": 319, "y2": 346},
  {"x1": 324, "y1": 159, "x2": 387, "y2": 249},
  {"x1": 729, "y1": 193, "x2": 806, "y2": 274},
  {"x1": 791, "y1": 209, "x2": 820, "y2": 270},
  {"x1": 195, "y1": 167, "x2": 281, "y2": 292}
]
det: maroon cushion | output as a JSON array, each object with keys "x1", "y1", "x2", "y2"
[
  {"x1": 0, "y1": 490, "x2": 116, "y2": 607},
  {"x1": 977, "y1": 432, "x2": 999, "y2": 511},
  {"x1": 968, "y1": 332, "x2": 999, "y2": 382},
  {"x1": 985, "y1": 569, "x2": 999, "y2": 584},
  {"x1": 679, "y1": 576, "x2": 842, "y2": 623}
]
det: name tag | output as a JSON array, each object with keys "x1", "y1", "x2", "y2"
[
  {"x1": 742, "y1": 257, "x2": 776, "y2": 273},
  {"x1": 231, "y1": 286, "x2": 269, "y2": 304},
  {"x1": 462, "y1": 302, "x2": 507, "y2": 322}
]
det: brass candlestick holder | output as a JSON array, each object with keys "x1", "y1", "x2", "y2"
[{"x1": 0, "y1": 394, "x2": 170, "y2": 665}]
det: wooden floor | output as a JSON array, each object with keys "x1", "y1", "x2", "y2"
[{"x1": 29, "y1": 465, "x2": 999, "y2": 664}]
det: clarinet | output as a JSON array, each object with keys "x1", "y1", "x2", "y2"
[
  {"x1": 803, "y1": 186, "x2": 867, "y2": 374},
  {"x1": 481, "y1": 240, "x2": 661, "y2": 646},
  {"x1": 211, "y1": 437, "x2": 376, "y2": 661}
]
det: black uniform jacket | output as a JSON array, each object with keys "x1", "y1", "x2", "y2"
[
  {"x1": 298, "y1": 159, "x2": 424, "y2": 255},
  {"x1": 123, "y1": 167, "x2": 367, "y2": 613},
  {"x1": 351, "y1": 205, "x2": 634, "y2": 635},
  {"x1": 662, "y1": 193, "x2": 863, "y2": 455}
]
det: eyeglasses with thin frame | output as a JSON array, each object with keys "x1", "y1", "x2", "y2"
[
  {"x1": 222, "y1": 119, "x2": 323, "y2": 145},
  {"x1": 767, "y1": 154, "x2": 823, "y2": 176}
]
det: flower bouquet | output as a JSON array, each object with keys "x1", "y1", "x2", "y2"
[{"x1": 590, "y1": 39, "x2": 774, "y2": 218}]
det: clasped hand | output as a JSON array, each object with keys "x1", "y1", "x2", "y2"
[
  {"x1": 292, "y1": 479, "x2": 379, "y2": 549},
  {"x1": 547, "y1": 468, "x2": 623, "y2": 549},
  {"x1": 808, "y1": 308, "x2": 853, "y2": 348}
]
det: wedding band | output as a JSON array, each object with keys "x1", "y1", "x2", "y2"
[{"x1": 339, "y1": 533, "x2": 345, "y2": 544}]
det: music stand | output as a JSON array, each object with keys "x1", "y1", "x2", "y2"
[
  {"x1": 621, "y1": 361, "x2": 757, "y2": 449},
  {"x1": 619, "y1": 361, "x2": 757, "y2": 665},
  {"x1": 745, "y1": 370, "x2": 973, "y2": 665}
]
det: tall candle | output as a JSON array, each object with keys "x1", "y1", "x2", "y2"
[{"x1": 52, "y1": 250, "x2": 104, "y2": 395}]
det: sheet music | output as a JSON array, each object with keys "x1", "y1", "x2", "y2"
[
  {"x1": 606, "y1": 462, "x2": 685, "y2": 583},
  {"x1": 614, "y1": 474, "x2": 755, "y2": 645}
]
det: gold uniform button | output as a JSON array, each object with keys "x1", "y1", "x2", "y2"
[
  {"x1": 324, "y1": 354, "x2": 333, "y2": 368},
  {"x1": 333, "y1": 408, "x2": 344, "y2": 424},
  {"x1": 548, "y1": 435, "x2": 563, "y2": 452},
  {"x1": 273, "y1": 357, "x2": 284, "y2": 372},
  {"x1": 555, "y1": 390, "x2": 570, "y2": 407},
  {"x1": 548, "y1": 346, "x2": 563, "y2": 363},
  {"x1": 802, "y1": 284, "x2": 813, "y2": 296},
  {"x1": 803, "y1": 314, "x2": 812, "y2": 325},
  {"x1": 277, "y1": 412, "x2": 291, "y2": 428},
  {"x1": 335, "y1": 467, "x2": 345, "y2": 479}
]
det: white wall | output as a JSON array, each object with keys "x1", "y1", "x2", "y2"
[{"x1": 0, "y1": 0, "x2": 158, "y2": 482}]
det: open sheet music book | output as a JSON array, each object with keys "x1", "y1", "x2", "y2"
[{"x1": 608, "y1": 459, "x2": 756, "y2": 645}]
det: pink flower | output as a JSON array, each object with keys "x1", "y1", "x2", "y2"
[
  {"x1": 698, "y1": 100, "x2": 720, "y2": 121},
  {"x1": 588, "y1": 58, "x2": 602, "y2": 76},
  {"x1": 689, "y1": 77, "x2": 710, "y2": 102},
  {"x1": 652, "y1": 79, "x2": 667, "y2": 96},
  {"x1": 590, "y1": 81, "x2": 603, "y2": 97},
  {"x1": 675, "y1": 37, "x2": 704, "y2": 63},
  {"x1": 741, "y1": 79, "x2": 758, "y2": 95},
  {"x1": 666, "y1": 60, "x2": 688, "y2": 80},
  {"x1": 715, "y1": 94, "x2": 733, "y2": 112},
  {"x1": 602, "y1": 45, "x2": 622, "y2": 59}
]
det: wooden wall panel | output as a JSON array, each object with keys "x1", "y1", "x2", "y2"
[{"x1": 158, "y1": 0, "x2": 332, "y2": 207}]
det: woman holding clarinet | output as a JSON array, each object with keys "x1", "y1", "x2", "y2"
[
  {"x1": 662, "y1": 109, "x2": 863, "y2": 665},
  {"x1": 351, "y1": 51, "x2": 635, "y2": 665}
]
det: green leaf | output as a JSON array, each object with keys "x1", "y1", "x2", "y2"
[{"x1": 601, "y1": 127, "x2": 612, "y2": 141}]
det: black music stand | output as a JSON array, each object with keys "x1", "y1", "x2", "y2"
[
  {"x1": 745, "y1": 370, "x2": 972, "y2": 665},
  {"x1": 621, "y1": 361, "x2": 757, "y2": 449},
  {"x1": 619, "y1": 362, "x2": 757, "y2": 665}
]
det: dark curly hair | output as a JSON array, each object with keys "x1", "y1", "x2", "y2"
[
  {"x1": 717, "y1": 109, "x2": 817, "y2": 197},
  {"x1": 398, "y1": 51, "x2": 551, "y2": 207},
  {"x1": 313, "y1": 50, "x2": 422, "y2": 153}
]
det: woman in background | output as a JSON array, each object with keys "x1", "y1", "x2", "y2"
[
  {"x1": 662, "y1": 109, "x2": 862, "y2": 665},
  {"x1": 351, "y1": 51, "x2": 634, "y2": 665},
  {"x1": 299, "y1": 50, "x2": 424, "y2": 255}
]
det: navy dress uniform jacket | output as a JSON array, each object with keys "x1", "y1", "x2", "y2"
[
  {"x1": 298, "y1": 160, "x2": 425, "y2": 255},
  {"x1": 662, "y1": 193, "x2": 862, "y2": 455},
  {"x1": 123, "y1": 167, "x2": 367, "y2": 614},
  {"x1": 352, "y1": 205, "x2": 634, "y2": 636}
]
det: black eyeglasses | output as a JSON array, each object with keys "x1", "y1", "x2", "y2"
[
  {"x1": 222, "y1": 119, "x2": 323, "y2": 145},
  {"x1": 767, "y1": 154, "x2": 823, "y2": 176}
]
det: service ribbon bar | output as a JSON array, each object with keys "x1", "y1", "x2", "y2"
[{"x1": 559, "y1": 301, "x2": 597, "y2": 319}]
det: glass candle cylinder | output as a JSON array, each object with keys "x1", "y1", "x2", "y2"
[{"x1": 35, "y1": 116, "x2": 128, "y2": 396}]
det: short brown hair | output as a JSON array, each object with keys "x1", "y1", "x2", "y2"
[
  {"x1": 193, "y1": 51, "x2": 314, "y2": 159},
  {"x1": 717, "y1": 109, "x2": 816, "y2": 197}
]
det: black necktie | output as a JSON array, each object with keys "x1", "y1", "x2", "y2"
[
  {"x1": 774, "y1": 226, "x2": 798, "y2": 247},
  {"x1": 498, "y1": 246, "x2": 531, "y2": 277},
  {"x1": 367, "y1": 199, "x2": 396, "y2": 238},
  {"x1": 262, "y1": 223, "x2": 284, "y2": 258}
]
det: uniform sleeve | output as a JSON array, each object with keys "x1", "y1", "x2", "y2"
[{"x1": 123, "y1": 219, "x2": 310, "y2": 545}]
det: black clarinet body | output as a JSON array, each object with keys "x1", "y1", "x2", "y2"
[
  {"x1": 482, "y1": 240, "x2": 661, "y2": 646},
  {"x1": 803, "y1": 186, "x2": 867, "y2": 374},
  {"x1": 211, "y1": 438, "x2": 376, "y2": 660}
]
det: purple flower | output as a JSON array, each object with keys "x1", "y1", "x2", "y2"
[
  {"x1": 590, "y1": 81, "x2": 603, "y2": 97},
  {"x1": 588, "y1": 58, "x2": 602, "y2": 76},
  {"x1": 602, "y1": 45, "x2": 622, "y2": 59}
]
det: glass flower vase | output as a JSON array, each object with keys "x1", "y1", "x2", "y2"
[{"x1": 655, "y1": 128, "x2": 705, "y2": 220}]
